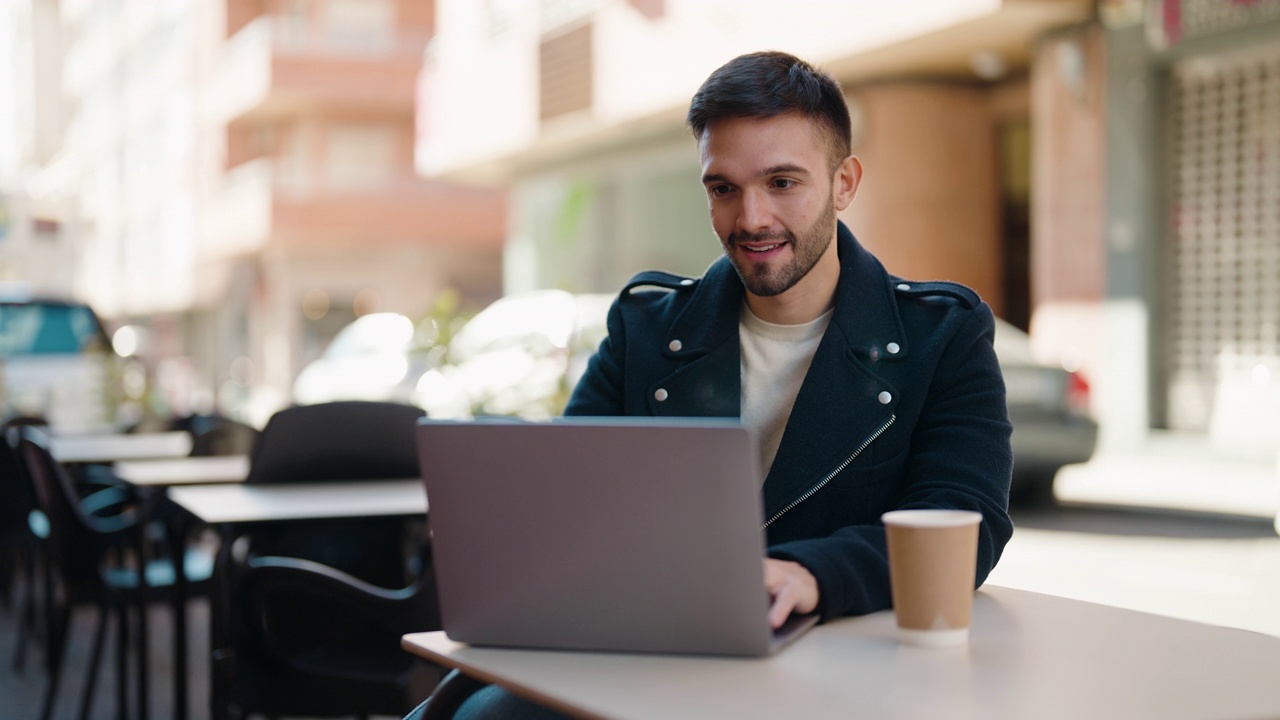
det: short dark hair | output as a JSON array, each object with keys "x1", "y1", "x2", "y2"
[{"x1": 687, "y1": 51, "x2": 852, "y2": 167}]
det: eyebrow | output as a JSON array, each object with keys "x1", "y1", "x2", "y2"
[{"x1": 701, "y1": 163, "x2": 812, "y2": 185}]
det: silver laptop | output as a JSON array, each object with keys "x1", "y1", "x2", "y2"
[{"x1": 415, "y1": 417, "x2": 819, "y2": 657}]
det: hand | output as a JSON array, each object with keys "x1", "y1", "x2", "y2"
[{"x1": 764, "y1": 558, "x2": 819, "y2": 629}]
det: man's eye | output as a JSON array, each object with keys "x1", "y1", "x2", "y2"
[
  {"x1": 771, "y1": 178, "x2": 795, "y2": 190},
  {"x1": 709, "y1": 185, "x2": 732, "y2": 197}
]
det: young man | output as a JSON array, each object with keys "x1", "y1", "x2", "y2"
[
  {"x1": 565, "y1": 50, "x2": 1013, "y2": 626},
  {"x1": 419, "y1": 51, "x2": 1013, "y2": 719}
]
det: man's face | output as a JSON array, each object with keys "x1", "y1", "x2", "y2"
[{"x1": 698, "y1": 113, "x2": 845, "y2": 299}]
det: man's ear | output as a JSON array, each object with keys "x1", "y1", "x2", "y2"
[{"x1": 833, "y1": 155, "x2": 862, "y2": 212}]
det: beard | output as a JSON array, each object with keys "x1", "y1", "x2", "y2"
[{"x1": 724, "y1": 196, "x2": 837, "y2": 298}]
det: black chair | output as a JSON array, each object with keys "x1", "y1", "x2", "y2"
[
  {"x1": 240, "y1": 401, "x2": 426, "y2": 587},
  {"x1": 225, "y1": 554, "x2": 443, "y2": 719},
  {"x1": 167, "y1": 413, "x2": 259, "y2": 457},
  {"x1": 16, "y1": 425, "x2": 213, "y2": 720},
  {"x1": 211, "y1": 401, "x2": 432, "y2": 719},
  {"x1": 0, "y1": 416, "x2": 50, "y2": 673},
  {"x1": 404, "y1": 671, "x2": 490, "y2": 720}
]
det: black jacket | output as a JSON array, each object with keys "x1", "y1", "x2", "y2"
[{"x1": 565, "y1": 222, "x2": 1013, "y2": 621}]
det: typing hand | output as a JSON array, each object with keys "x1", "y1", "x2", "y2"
[{"x1": 764, "y1": 558, "x2": 819, "y2": 629}]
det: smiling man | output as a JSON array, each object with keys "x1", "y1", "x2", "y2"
[
  {"x1": 416, "y1": 51, "x2": 1015, "y2": 720},
  {"x1": 566, "y1": 51, "x2": 1014, "y2": 628}
]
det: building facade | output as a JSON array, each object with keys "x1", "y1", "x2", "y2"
[
  {"x1": 417, "y1": 0, "x2": 1280, "y2": 464},
  {"x1": 4, "y1": 0, "x2": 506, "y2": 425}
]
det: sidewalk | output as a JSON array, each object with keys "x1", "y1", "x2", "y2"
[{"x1": 1053, "y1": 431, "x2": 1280, "y2": 524}]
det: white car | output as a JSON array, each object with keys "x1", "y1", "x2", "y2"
[
  {"x1": 293, "y1": 313, "x2": 442, "y2": 406},
  {"x1": 414, "y1": 291, "x2": 611, "y2": 419},
  {"x1": 0, "y1": 295, "x2": 121, "y2": 433}
]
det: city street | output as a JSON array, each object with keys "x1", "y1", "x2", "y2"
[{"x1": 997, "y1": 501, "x2": 1280, "y2": 638}]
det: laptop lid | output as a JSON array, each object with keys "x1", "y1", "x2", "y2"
[{"x1": 416, "y1": 417, "x2": 815, "y2": 657}]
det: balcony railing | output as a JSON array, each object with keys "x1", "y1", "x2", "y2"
[
  {"x1": 201, "y1": 157, "x2": 505, "y2": 256},
  {"x1": 206, "y1": 15, "x2": 427, "y2": 123}
]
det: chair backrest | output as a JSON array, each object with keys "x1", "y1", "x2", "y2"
[
  {"x1": 246, "y1": 401, "x2": 424, "y2": 484},
  {"x1": 174, "y1": 413, "x2": 259, "y2": 457},
  {"x1": 0, "y1": 422, "x2": 38, "y2": 537},
  {"x1": 14, "y1": 426, "x2": 122, "y2": 599}
]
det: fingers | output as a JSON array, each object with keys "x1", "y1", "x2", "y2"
[{"x1": 764, "y1": 559, "x2": 819, "y2": 629}]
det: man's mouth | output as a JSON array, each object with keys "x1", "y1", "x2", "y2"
[{"x1": 743, "y1": 243, "x2": 784, "y2": 253}]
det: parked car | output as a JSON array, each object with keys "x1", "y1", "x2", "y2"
[
  {"x1": 0, "y1": 293, "x2": 121, "y2": 433},
  {"x1": 292, "y1": 312, "x2": 444, "y2": 406},
  {"x1": 994, "y1": 318, "x2": 1098, "y2": 500},
  {"x1": 414, "y1": 290, "x2": 611, "y2": 420},
  {"x1": 415, "y1": 291, "x2": 1095, "y2": 499}
]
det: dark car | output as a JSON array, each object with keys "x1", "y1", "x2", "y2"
[{"x1": 994, "y1": 318, "x2": 1098, "y2": 501}]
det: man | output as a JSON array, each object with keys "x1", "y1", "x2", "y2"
[
  {"x1": 420, "y1": 50, "x2": 1013, "y2": 719},
  {"x1": 565, "y1": 50, "x2": 1013, "y2": 625}
]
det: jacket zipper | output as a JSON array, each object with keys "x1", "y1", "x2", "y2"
[{"x1": 762, "y1": 415, "x2": 896, "y2": 529}]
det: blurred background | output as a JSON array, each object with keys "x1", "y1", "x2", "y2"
[{"x1": 0, "y1": 0, "x2": 1277, "y2": 513}]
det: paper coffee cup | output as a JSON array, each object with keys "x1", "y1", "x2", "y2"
[{"x1": 881, "y1": 509, "x2": 982, "y2": 648}]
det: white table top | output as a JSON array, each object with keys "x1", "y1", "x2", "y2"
[
  {"x1": 113, "y1": 455, "x2": 250, "y2": 487},
  {"x1": 166, "y1": 478, "x2": 427, "y2": 525},
  {"x1": 50, "y1": 431, "x2": 193, "y2": 463},
  {"x1": 402, "y1": 585, "x2": 1280, "y2": 720}
]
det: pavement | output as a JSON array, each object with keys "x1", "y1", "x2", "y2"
[{"x1": 1052, "y1": 430, "x2": 1280, "y2": 528}]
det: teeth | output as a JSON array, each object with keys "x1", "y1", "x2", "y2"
[{"x1": 745, "y1": 244, "x2": 780, "y2": 252}]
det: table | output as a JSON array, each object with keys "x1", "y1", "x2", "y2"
[
  {"x1": 166, "y1": 478, "x2": 428, "y2": 720},
  {"x1": 402, "y1": 585, "x2": 1280, "y2": 720},
  {"x1": 166, "y1": 478, "x2": 427, "y2": 524},
  {"x1": 50, "y1": 431, "x2": 193, "y2": 463},
  {"x1": 114, "y1": 455, "x2": 249, "y2": 486}
]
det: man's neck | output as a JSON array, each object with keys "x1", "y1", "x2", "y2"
[{"x1": 744, "y1": 242, "x2": 840, "y2": 325}]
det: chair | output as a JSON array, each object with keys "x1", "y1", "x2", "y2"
[
  {"x1": 224, "y1": 554, "x2": 443, "y2": 719},
  {"x1": 211, "y1": 401, "x2": 432, "y2": 719},
  {"x1": 240, "y1": 401, "x2": 426, "y2": 588},
  {"x1": 16, "y1": 425, "x2": 213, "y2": 720},
  {"x1": 0, "y1": 416, "x2": 50, "y2": 673},
  {"x1": 167, "y1": 413, "x2": 259, "y2": 457},
  {"x1": 404, "y1": 671, "x2": 490, "y2": 720}
]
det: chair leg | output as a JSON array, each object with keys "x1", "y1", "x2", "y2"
[
  {"x1": 79, "y1": 604, "x2": 109, "y2": 720},
  {"x1": 115, "y1": 600, "x2": 130, "y2": 720},
  {"x1": 11, "y1": 551, "x2": 34, "y2": 672},
  {"x1": 43, "y1": 552, "x2": 56, "y2": 675},
  {"x1": 40, "y1": 602, "x2": 72, "y2": 720}
]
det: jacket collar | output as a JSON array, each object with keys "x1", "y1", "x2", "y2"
[{"x1": 663, "y1": 221, "x2": 908, "y2": 362}]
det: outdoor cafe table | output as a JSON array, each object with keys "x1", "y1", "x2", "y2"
[
  {"x1": 114, "y1": 454, "x2": 250, "y2": 487},
  {"x1": 49, "y1": 430, "x2": 193, "y2": 463},
  {"x1": 402, "y1": 585, "x2": 1280, "y2": 720},
  {"x1": 166, "y1": 478, "x2": 428, "y2": 720}
]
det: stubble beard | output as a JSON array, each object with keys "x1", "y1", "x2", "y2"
[{"x1": 725, "y1": 195, "x2": 837, "y2": 298}]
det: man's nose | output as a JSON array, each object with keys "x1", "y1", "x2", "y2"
[{"x1": 737, "y1": 189, "x2": 774, "y2": 233}]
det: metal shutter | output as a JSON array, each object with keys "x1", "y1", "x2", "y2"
[{"x1": 1164, "y1": 42, "x2": 1280, "y2": 435}]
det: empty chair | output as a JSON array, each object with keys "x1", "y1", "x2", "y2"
[
  {"x1": 167, "y1": 413, "x2": 259, "y2": 457},
  {"x1": 16, "y1": 425, "x2": 213, "y2": 720},
  {"x1": 240, "y1": 401, "x2": 426, "y2": 587},
  {"x1": 0, "y1": 416, "x2": 50, "y2": 674},
  {"x1": 224, "y1": 554, "x2": 443, "y2": 719}
]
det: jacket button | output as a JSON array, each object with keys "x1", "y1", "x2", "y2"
[
  {"x1": 654, "y1": 388, "x2": 669, "y2": 402},
  {"x1": 668, "y1": 339, "x2": 683, "y2": 352},
  {"x1": 886, "y1": 342, "x2": 900, "y2": 354},
  {"x1": 896, "y1": 283, "x2": 911, "y2": 291},
  {"x1": 680, "y1": 278, "x2": 694, "y2": 286},
  {"x1": 878, "y1": 391, "x2": 892, "y2": 404}
]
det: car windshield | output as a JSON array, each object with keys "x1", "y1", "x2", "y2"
[{"x1": 0, "y1": 302, "x2": 106, "y2": 356}]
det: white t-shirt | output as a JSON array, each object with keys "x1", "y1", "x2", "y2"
[{"x1": 739, "y1": 302, "x2": 833, "y2": 482}]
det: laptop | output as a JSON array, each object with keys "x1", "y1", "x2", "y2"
[{"x1": 415, "y1": 417, "x2": 819, "y2": 657}]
